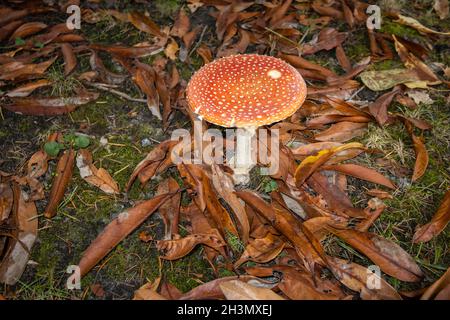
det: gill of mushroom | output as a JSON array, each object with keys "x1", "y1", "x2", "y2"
[{"x1": 186, "y1": 54, "x2": 307, "y2": 185}]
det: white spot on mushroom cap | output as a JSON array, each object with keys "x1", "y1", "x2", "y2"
[{"x1": 267, "y1": 69, "x2": 282, "y2": 79}]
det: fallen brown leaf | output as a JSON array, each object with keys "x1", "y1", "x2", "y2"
[
  {"x1": 0, "y1": 184, "x2": 38, "y2": 285},
  {"x1": 5, "y1": 79, "x2": 51, "y2": 98},
  {"x1": 61, "y1": 43, "x2": 76, "y2": 75},
  {"x1": 413, "y1": 190, "x2": 450, "y2": 243},
  {"x1": 3, "y1": 91, "x2": 99, "y2": 116},
  {"x1": 329, "y1": 227, "x2": 424, "y2": 282},
  {"x1": 78, "y1": 193, "x2": 173, "y2": 276},
  {"x1": 44, "y1": 149, "x2": 75, "y2": 218},
  {"x1": 157, "y1": 229, "x2": 226, "y2": 260},
  {"x1": 76, "y1": 149, "x2": 119, "y2": 194},
  {"x1": 220, "y1": 280, "x2": 284, "y2": 300},
  {"x1": 321, "y1": 164, "x2": 396, "y2": 189},
  {"x1": 211, "y1": 163, "x2": 249, "y2": 244},
  {"x1": 294, "y1": 142, "x2": 365, "y2": 187},
  {"x1": 421, "y1": 266, "x2": 450, "y2": 300}
]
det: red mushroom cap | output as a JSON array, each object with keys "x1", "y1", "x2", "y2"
[{"x1": 186, "y1": 54, "x2": 307, "y2": 128}]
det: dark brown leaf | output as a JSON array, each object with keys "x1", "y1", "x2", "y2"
[{"x1": 44, "y1": 149, "x2": 75, "y2": 218}]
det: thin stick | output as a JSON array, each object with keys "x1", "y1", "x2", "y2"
[
  {"x1": 189, "y1": 25, "x2": 208, "y2": 58},
  {"x1": 264, "y1": 27, "x2": 302, "y2": 49},
  {"x1": 84, "y1": 82, "x2": 147, "y2": 103}
]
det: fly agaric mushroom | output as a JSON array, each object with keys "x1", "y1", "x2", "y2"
[{"x1": 186, "y1": 54, "x2": 307, "y2": 184}]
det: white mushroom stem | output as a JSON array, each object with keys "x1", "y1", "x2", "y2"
[{"x1": 232, "y1": 126, "x2": 257, "y2": 185}]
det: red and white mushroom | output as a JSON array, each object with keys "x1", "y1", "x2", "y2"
[{"x1": 187, "y1": 54, "x2": 307, "y2": 184}]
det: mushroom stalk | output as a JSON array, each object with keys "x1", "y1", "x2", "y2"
[{"x1": 232, "y1": 127, "x2": 257, "y2": 185}]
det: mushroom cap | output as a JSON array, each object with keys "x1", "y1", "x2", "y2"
[{"x1": 186, "y1": 54, "x2": 307, "y2": 128}]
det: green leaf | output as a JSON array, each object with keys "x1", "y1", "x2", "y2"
[
  {"x1": 15, "y1": 37, "x2": 26, "y2": 46},
  {"x1": 44, "y1": 141, "x2": 63, "y2": 157},
  {"x1": 263, "y1": 179, "x2": 278, "y2": 193},
  {"x1": 63, "y1": 133, "x2": 76, "y2": 144},
  {"x1": 74, "y1": 135, "x2": 90, "y2": 148},
  {"x1": 34, "y1": 41, "x2": 44, "y2": 48}
]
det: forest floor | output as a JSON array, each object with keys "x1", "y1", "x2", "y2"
[{"x1": 0, "y1": 0, "x2": 449, "y2": 299}]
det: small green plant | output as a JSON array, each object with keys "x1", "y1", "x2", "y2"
[
  {"x1": 14, "y1": 37, "x2": 25, "y2": 46},
  {"x1": 34, "y1": 41, "x2": 44, "y2": 48},
  {"x1": 225, "y1": 230, "x2": 245, "y2": 254},
  {"x1": 43, "y1": 133, "x2": 91, "y2": 157},
  {"x1": 44, "y1": 141, "x2": 65, "y2": 157},
  {"x1": 261, "y1": 177, "x2": 278, "y2": 193}
]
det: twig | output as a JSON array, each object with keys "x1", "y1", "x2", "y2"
[
  {"x1": 189, "y1": 25, "x2": 208, "y2": 57},
  {"x1": 84, "y1": 82, "x2": 147, "y2": 103},
  {"x1": 264, "y1": 27, "x2": 303, "y2": 49}
]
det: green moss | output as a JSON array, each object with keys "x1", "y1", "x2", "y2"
[
  {"x1": 345, "y1": 31, "x2": 371, "y2": 61},
  {"x1": 154, "y1": 0, "x2": 181, "y2": 18},
  {"x1": 370, "y1": 59, "x2": 403, "y2": 71},
  {"x1": 380, "y1": 19, "x2": 422, "y2": 39},
  {"x1": 163, "y1": 247, "x2": 215, "y2": 293},
  {"x1": 0, "y1": 129, "x2": 8, "y2": 140},
  {"x1": 225, "y1": 230, "x2": 244, "y2": 255}
]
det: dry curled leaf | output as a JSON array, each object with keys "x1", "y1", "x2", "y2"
[
  {"x1": 395, "y1": 14, "x2": 450, "y2": 36},
  {"x1": 157, "y1": 229, "x2": 226, "y2": 260},
  {"x1": 126, "y1": 140, "x2": 177, "y2": 191},
  {"x1": 156, "y1": 177, "x2": 181, "y2": 240},
  {"x1": 0, "y1": 185, "x2": 38, "y2": 285},
  {"x1": 76, "y1": 149, "x2": 119, "y2": 194},
  {"x1": 164, "y1": 38, "x2": 179, "y2": 60},
  {"x1": 234, "y1": 233, "x2": 285, "y2": 267},
  {"x1": 9, "y1": 22, "x2": 47, "y2": 40},
  {"x1": 133, "y1": 278, "x2": 166, "y2": 300},
  {"x1": 326, "y1": 257, "x2": 402, "y2": 300}
]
